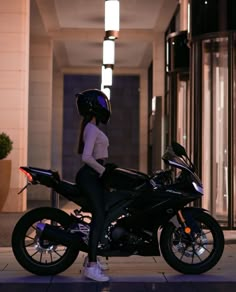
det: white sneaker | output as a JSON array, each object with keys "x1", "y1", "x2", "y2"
[
  {"x1": 83, "y1": 256, "x2": 109, "y2": 271},
  {"x1": 84, "y1": 264, "x2": 109, "y2": 282}
]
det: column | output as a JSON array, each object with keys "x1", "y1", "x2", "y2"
[
  {"x1": 152, "y1": 32, "x2": 165, "y2": 169},
  {"x1": 179, "y1": 0, "x2": 188, "y2": 31},
  {"x1": 28, "y1": 37, "x2": 53, "y2": 201},
  {"x1": 52, "y1": 62, "x2": 63, "y2": 174},
  {"x1": 0, "y1": 0, "x2": 30, "y2": 212},
  {"x1": 139, "y1": 70, "x2": 148, "y2": 173}
]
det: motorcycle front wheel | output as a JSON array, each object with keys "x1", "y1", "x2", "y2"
[
  {"x1": 160, "y1": 210, "x2": 224, "y2": 274},
  {"x1": 11, "y1": 207, "x2": 80, "y2": 275}
]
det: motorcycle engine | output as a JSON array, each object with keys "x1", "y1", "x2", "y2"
[
  {"x1": 111, "y1": 226, "x2": 128, "y2": 241},
  {"x1": 110, "y1": 226, "x2": 140, "y2": 250}
]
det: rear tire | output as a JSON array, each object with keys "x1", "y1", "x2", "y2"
[
  {"x1": 12, "y1": 207, "x2": 80, "y2": 275},
  {"x1": 160, "y1": 210, "x2": 224, "y2": 274}
]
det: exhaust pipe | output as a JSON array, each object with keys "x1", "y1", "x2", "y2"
[{"x1": 36, "y1": 223, "x2": 87, "y2": 250}]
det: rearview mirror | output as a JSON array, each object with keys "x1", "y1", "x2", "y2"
[{"x1": 171, "y1": 141, "x2": 187, "y2": 157}]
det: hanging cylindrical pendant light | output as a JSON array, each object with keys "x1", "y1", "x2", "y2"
[
  {"x1": 101, "y1": 65, "x2": 113, "y2": 87},
  {"x1": 101, "y1": 85, "x2": 111, "y2": 100},
  {"x1": 105, "y1": 0, "x2": 120, "y2": 39},
  {"x1": 103, "y1": 38, "x2": 115, "y2": 65}
]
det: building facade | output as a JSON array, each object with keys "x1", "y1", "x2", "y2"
[
  {"x1": 0, "y1": 0, "x2": 235, "y2": 229},
  {"x1": 163, "y1": 0, "x2": 236, "y2": 228}
]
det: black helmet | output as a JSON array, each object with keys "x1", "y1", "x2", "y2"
[{"x1": 76, "y1": 89, "x2": 111, "y2": 124}]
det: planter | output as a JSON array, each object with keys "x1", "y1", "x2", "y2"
[{"x1": 0, "y1": 160, "x2": 12, "y2": 211}]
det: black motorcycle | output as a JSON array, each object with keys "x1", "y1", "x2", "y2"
[{"x1": 12, "y1": 142, "x2": 224, "y2": 275}]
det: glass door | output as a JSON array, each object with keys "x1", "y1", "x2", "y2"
[{"x1": 201, "y1": 38, "x2": 229, "y2": 225}]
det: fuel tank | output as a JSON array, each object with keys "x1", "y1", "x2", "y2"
[{"x1": 108, "y1": 167, "x2": 149, "y2": 191}]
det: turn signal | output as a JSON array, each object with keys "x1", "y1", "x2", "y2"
[{"x1": 184, "y1": 227, "x2": 191, "y2": 234}]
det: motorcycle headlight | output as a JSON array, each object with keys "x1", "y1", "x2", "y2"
[{"x1": 192, "y1": 182, "x2": 204, "y2": 194}]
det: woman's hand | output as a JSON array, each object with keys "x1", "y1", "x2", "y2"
[{"x1": 100, "y1": 163, "x2": 118, "y2": 186}]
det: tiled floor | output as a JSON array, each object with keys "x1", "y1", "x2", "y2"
[{"x1": 1, "y1": 244, "x2": 236, "y2": 291}]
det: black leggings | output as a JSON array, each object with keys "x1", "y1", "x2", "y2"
[{"x1": 76, "y1": 164, "x2": 105, "y2": 262}]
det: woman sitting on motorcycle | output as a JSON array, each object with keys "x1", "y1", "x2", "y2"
[{"x1": 75, "y1": 89, "x2": 116, "y2": 282}]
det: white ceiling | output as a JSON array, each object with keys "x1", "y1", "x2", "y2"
[
  {"x1": 55, "y1": 0, "x2": 161, "y2": 29},
  {"x1": 32, "y1": 0, "x2": 178, "y2": 72}
]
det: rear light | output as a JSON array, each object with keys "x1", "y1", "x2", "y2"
[{"x1": 19, "y1": 168, "x2": 33, "y2": 182}]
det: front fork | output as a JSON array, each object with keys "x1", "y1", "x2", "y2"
[
  {"x1": 177, "y1": 210, "x2": 192, "y2": 235},
  {"x1": 176, "y1": 209, "x2": 203, "y2": 240}
]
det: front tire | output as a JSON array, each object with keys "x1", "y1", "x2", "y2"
[
  {"x1": 12, "y1": 207, "x2": 80, "y2": 275},
  {"x1": 160, "y1": 210, "x2": 224, "y2": 274}
]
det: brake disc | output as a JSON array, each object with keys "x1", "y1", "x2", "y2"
[{"x1": 174, "y1": 232, "x2": 208, "y2": 257}]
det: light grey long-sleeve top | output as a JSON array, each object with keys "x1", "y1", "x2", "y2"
[{"x1": 81, "y1": 122, "x2": 109, "y2": 175}]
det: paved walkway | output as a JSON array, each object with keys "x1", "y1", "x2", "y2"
[{"x1": 1, "y1": 233, "x2": 236, "y2": 292}]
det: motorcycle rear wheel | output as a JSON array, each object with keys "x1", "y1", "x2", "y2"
[
  {"x1": 11, "y1": 207, "x2": 80, "y2": 275},
  {"x1": 160, "y1": 210, "x2": 224, "y2": 274}
]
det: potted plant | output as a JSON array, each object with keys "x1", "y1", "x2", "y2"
[{"x1": 0, "y1": 132, "x2": 13, "y2": 211}]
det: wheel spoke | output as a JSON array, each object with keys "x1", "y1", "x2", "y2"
[
  {"x1": 53, "y1": 249, "x2": 64, "y2": 258},
  {"x1": 191, "y1": 249, "x2": 195, "y2": 264},
  {"x1": 197, "y1": 243, "x2": 211, "y2": 254},
  {"x1": 25, "y1": 235, "x2": 35, "y2": 241},
  {"x1": 193, "y1": 245, "x2": 204, "y2": 261},
  {"x1": 50, "y1": 252, "x2": 53, "y2": 262},
  {"x1": 30, "y1": 249, "x2": 40, "y2": 258},
  {"x1": 179, "y1": 248, "x2": 186, "y2": 261},
  {"x1": 25, "y1": 241, "x2": 35, "y2": 247}
]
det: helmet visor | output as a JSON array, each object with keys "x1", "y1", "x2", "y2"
[{"x1": 97, "y1": 94, "x2": 111, "y2": 113}]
